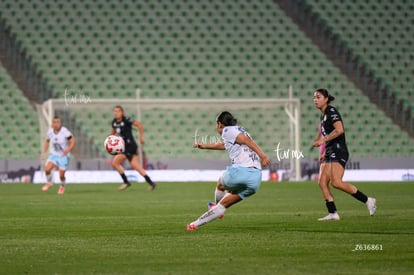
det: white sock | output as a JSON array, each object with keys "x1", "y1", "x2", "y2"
[
  {"x1": 46, "y1": 173, "x2": 53, "y2": 184},
  {"x1": 60, "y1": 180, "x2": 65, "y2": 187},
  {"x1": 215, "y1": 188, "x2": 226, "y2": 203},
  {"x1": 192, "y1": 203, "x2": 226, "y2": 228}
]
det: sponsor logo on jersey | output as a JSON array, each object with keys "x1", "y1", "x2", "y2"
[{"x1": 331, "y1": 114, "x2": 339, "y2": 120}]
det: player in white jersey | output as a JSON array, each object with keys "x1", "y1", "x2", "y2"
[
  {"x1": 41, "y1": 116, "x2": 75, "y2": 194},
  {"x1": 187, "y1": 111, "x2": 270, "y2": 230}
]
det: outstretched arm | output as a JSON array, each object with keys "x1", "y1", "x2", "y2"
[
  {"x1": 193, "y1": 141, "x2": 225, "y2": 150},
  {"x1": 235, "y1": 133, "x2": 270, "y2": 167}
]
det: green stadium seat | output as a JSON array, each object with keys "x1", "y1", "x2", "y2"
[
  {"x1": 0, "y1": 0, "x2": 413, "y2": 159},
  {"x1": 306, "y1": 0, "x2": 414, "y2": 105}
]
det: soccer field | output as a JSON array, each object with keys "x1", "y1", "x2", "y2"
[{"x1": 0, "y1": 182, "x2": 413, "y2": 274}]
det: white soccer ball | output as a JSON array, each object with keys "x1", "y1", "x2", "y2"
[{"x1": 104, "y1": 135, "x2": 125, "y2": 155}]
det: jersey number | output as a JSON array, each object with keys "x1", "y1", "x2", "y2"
[{"x1": 53, "y1": 143, "x2": 63, "y2": 152}]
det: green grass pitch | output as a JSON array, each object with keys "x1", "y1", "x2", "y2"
[{"x1": 0, "y1": 182, "x2": 413, "y2": 274}]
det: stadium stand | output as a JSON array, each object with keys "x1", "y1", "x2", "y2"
[
  {"x1": 0, "y1": 63, "x2": 40, "y2": 159},
  {"x1": 0, "y1": 0, "x2": 413, "y2": 160},
  {"x1": 304, "y1": 0, "x2": 414, "y2": 105}
]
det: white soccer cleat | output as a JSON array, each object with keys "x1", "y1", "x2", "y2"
[
  {"x1": 147, "y1": 182, "x2": 156, "y2": 191},
  {"x1": 41, "y1": 183, "x2": 52, "y2": 192},
  {"x1": 58, "y1": 186, "x2": 65, "y2": 195},
  {"x1": 118, "y1": 183, "x2": 131, "y2": 191},
  {"x1": 366, "y1": 197, "x2": 377, "y2": 216},
  {"x1": 318, "y1": 213, "x2": 340, "y2": 221}
]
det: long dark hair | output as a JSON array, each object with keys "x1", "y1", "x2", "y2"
[
  {"x1": 316, "y1": 88, "x2": 335, "y2": 104},
  {"x1": 216, "y1": 111, "x2": 237, "y2": 126}
]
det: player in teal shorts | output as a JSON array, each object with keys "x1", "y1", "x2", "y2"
[
  {"x1": 41, "y1": 116, "x2": 75, "y2": 195},
  {"x1": 187, "y1": 111, "x2": 270, "y2": 230}
]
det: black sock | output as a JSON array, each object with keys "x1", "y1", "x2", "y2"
[
  {"x1": 120, "y1": 173, "x2": 130, "y2": 184},
  {"x1": 352, "y1": 190, "x2": 368, "y2": 203},
  {"x1": 144, "y1": 175, "x2": 154, "y2": 185},
  {"x1": 326, "y1": 200, "x2": 337, "y2": 213}
]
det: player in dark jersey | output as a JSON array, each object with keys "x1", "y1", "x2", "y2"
[
  {"x1": 312, "y1": 89, "x2": 376, "y2": 220},
  {"x1": 110, "y1": 105, "x2": 156, "y2": 191}
]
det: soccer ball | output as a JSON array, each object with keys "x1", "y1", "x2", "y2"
[{"x1": 104, "y1": 135, "x2": 125, "y2": 155}]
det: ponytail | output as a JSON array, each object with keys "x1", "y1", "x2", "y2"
[
  {"x1": 216, "y1": 111, "x2": 237, "y2": 126},
  {"x1": 316, "y1": 88, "x2": 335, "y2": 103}
]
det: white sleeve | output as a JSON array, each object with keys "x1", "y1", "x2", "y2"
[
  {"x1": 46, "y1": 129, "x2": 52, "y2": 140},
  {"x1": 222, "y1": 127, "x2": 240, "y2": 144},
  {"x1": 63, "y1": 127, "x2": 73, "y2": 139}
]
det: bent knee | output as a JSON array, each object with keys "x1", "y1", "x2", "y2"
[
  {"x1": 216, "y1": 178, "x2": 225, "y2": 191},
  {"x1": 45, "y1": 168, "x2": 53, "y2": 174},
  {"x1": 318, "y1": 182, "x2": 328, "y2": 191},
  {"x1": 318, "y1": 177, "x2": 329, "y2": 188},
  {"x1": 111, "y1": 159, "x2": 121, "y2": 167},
  {"x1": 330, "y1": 180, "x2": 343, "y2": 189}
]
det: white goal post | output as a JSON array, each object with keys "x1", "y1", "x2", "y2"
[{"x1": 38, "y1": 88, "x2": 301, "y2": 181}]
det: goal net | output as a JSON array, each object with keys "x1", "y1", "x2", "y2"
[{"x1": 38, "y1": 89, "x2": 301, "y2": 180}]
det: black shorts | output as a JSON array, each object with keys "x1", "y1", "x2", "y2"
[
  {"x1": 323, "y1": 143, "x2": 349, "y2": 168},
  {"x1": 122, "y1": 143, "x2": 138, "y2": 161}
]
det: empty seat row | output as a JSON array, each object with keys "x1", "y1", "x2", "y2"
[{"x1": 0, "y1": 0, "x2": 412, "y2": 159}]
